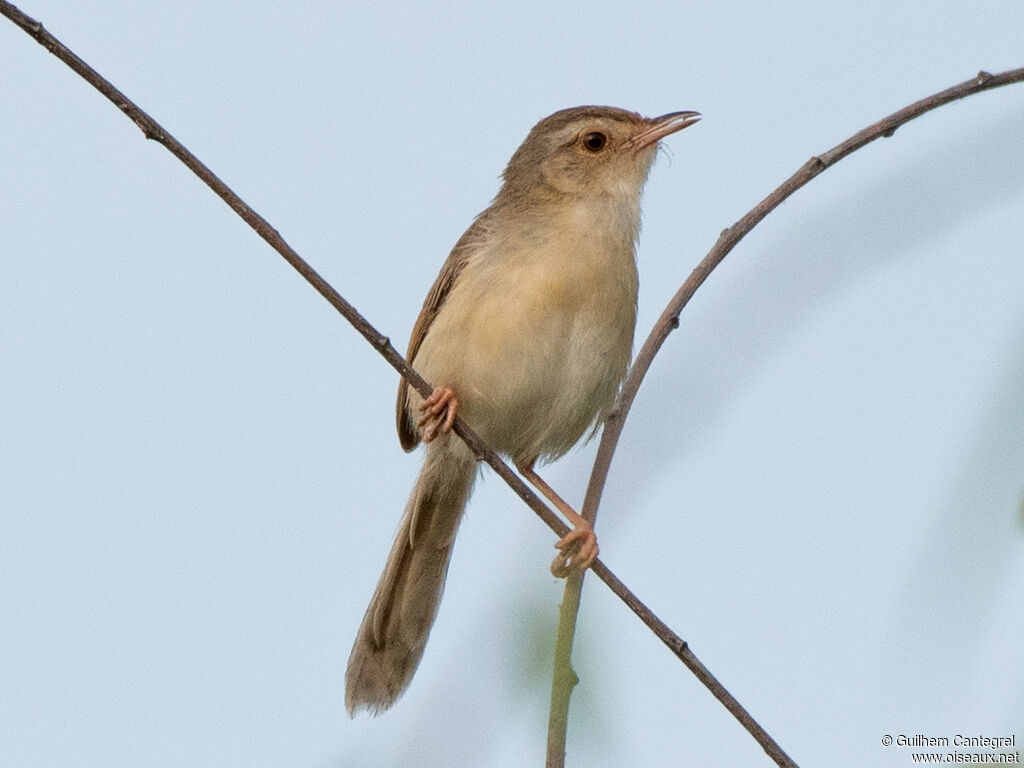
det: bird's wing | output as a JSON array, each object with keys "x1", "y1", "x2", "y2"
[{"x1": 395, "y1": 218, "x2": 487, "y2": 451}]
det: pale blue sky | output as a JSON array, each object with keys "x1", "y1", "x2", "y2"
[{"x1": 2, "y1": 2, "x2": 1023, "y2": 766}]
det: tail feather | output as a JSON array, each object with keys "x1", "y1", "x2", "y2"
[{"x1": 345, "y1": 440, "x2": 476, "y2": 715}]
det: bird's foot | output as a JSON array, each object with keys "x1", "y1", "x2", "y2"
[
  {"x1": 417, "y1": 386, "x2": 458, "y2": 442},
  {"x1": 516, "y1": 460, "x2": 599, "y2": 577},
  {"x1": 551, "y1": 519, "x2": 598, "y2": 578}
]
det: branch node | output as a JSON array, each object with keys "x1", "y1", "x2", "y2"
[
  {"x1": 138, "y1": 121, "x2": 159, "y2": 140},
  {"x1": 977, "y1": 70, "x2": 993, "y2": 84}
]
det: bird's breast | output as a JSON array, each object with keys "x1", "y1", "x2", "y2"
[{"x1": 412, "y1": 208, "x2": 639, "y2": 463}]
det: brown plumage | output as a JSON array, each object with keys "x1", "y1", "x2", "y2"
[{"x1": 346, "y1": 105, "x2": 699, "y2": 715}]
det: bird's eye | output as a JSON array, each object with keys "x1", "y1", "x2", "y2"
[{"x1": 581, "y1": 131, "x2": 607, "y2": 152}]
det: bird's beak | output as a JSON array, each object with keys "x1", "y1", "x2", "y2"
[{"x1": 626, "y1": 110, "x2": 701, "y2": 151}]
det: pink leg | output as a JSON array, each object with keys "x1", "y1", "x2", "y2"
[{"x1": 517, "y1": 461, "x2": 598, "y2": 577}]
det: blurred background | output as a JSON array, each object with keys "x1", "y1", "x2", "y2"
[{"x1": 1, "y1": 1, "x2": 1022, "y2": 766}]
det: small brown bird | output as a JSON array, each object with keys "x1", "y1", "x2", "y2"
[{"x1": 345, "y1": 105, "x2": 700, "y2": 715}]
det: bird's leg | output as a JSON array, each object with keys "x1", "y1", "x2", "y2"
[
  {"x1": 516, "y1": 461, "x2": 598, "y2": 577},
  {"x1": 418, "y1": 386, "x2": 458, "y2": 443}
]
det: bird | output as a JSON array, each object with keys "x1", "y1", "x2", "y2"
[{"x1": 345, "y1": 105, "x2": 700, "y2": 715}]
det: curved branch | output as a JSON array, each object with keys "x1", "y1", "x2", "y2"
[
  {"x1": 548, "y1": 66, "x2": 1024, "y2": 768},
  {"x1": 585, "y1": 67, "x2": 1024, "y2": 518}
]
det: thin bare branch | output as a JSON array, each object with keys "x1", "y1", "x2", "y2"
[
  {"x1": 0, "y1": 1, "x2": 568, "y2": 537},
  {"x1": 587, "y1": 67, "x2": 1024, "y2": 520},
  {"x1": 547, "y1": 66, "x2": 1024, "y2": 768},
  {"x1": 0, "y1": 1, "x2": 795, "y2": 758}
]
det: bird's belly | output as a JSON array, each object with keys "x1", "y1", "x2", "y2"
[{"x1": 412, "y1": 254, "x2": 636, "y2": 463}]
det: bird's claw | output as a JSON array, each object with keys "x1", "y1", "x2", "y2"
[
  {"x1": 550, "y1": 523, "x2": 598, "y2": 578},
  {"x1": 417, "y1": 386, "x2": 458, "y2": 443}
]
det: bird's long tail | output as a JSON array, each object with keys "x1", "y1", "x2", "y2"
[{"x1": 345, "y1": 439, "x2": 476, "y2": 715}]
